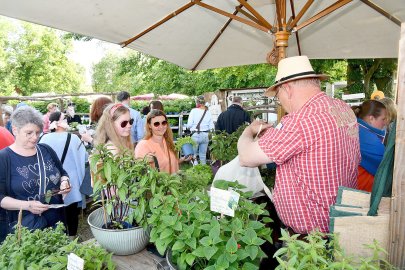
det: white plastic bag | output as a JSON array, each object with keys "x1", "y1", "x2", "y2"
[{"x1": 213, "y1": 156, "x2": 272, "y2": 200}]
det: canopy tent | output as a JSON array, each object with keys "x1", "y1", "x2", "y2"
[
  {"x1": 132, "y1": 93, "x2": 189, "y2": 101},
  {"x1": 0, "y1": 1, "x2": 404, "y2": 70}
]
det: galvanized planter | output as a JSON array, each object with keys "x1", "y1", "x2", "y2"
[{"x1": 88, "y1": 207, "x2": 149, "y2": 255}]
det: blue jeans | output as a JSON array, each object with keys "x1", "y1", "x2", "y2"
[{"x1": 191, "y1": 132, "x2": 209, "y2": 165}]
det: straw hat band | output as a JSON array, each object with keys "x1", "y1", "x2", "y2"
[{"x1": 275, "y1": 71, "x2": 317, "y2": 84}]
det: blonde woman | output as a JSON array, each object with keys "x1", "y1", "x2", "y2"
[
  {"x1": 135, "y1": 110, "x2": 190, "y2": 174},
  {"x1": 94, "y1": 103, "x2": 133, "y2": 155}
]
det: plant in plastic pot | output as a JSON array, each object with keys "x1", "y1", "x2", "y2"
[
  {"x1": 175, "y1": 136, "x2": 196, "y2": 157},
  {"x1": 147, "y1": 180, "x2": 273, "y2": 270},
  {"x1": 88, "y1": 144, "x2": 154, "y2": 255}
]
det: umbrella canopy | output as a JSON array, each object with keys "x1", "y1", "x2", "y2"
[
  {"x1": 131, "y1": 93, "x2": 156, "y2": 100},
  {"x1": 0, "y1": 1, "x2": 404, "y2": 70},
  {"x1": 160, "y1": 93, "x2": 190, "y2": 100}
]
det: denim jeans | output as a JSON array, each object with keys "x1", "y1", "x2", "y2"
[{"x1": 191, "y1": 132, "x2": 209, "y2": 165}]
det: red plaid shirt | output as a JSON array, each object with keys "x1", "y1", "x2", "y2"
[{"x1": 259, "y1": 92, "x2": 360, "y2": 233}]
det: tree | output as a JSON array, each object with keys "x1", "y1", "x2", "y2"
[
  {"x1": 0, "y1": 18, "x2": 14, "y2": 95},
  {"x1": 4, "y1": 22, "x2": 85, "y2": 96}
]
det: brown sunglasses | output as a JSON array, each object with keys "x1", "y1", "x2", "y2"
[
  {"x1": 120, "y1": 118, "x2": 134, "y2": 128},
  {"x1": 152, "y1": 120, "x2": 168, "y2": 127}
]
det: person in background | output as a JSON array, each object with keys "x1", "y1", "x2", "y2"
[
  {"x1": 149, "y1": 100, "x2": 164, "y2": 112},
  {"x1": 379, "y1": 97, "x2": 397, "y2": 141},
  {"x1": 39, "y1": 111, "x2": 86, "y2": 238},
  {"x1": 65, "y1": 102, "x2": 82, "y2": 125},
  {"x1": 0, "y1": 106, "x2": 71, "y2": 242},
  {"x1": 238, "y1": 56, "x2": 360, "y2": 234},
  {"x1": 141, "y1": 106, "x2": 150, "y2": 130},
  {"x1": 186, "y1": 96, "x2": 214, "y2": 165},
  {"x1": 2, "y1": 105, "x2": 13, "y2": 134},
  {"x1": 80, "y1": 97, "x2": 113, "y2": 145},
  {"x1": 116, "y1": 91, "x2": 144, "y2": 145},
  {"x1": 0, "y1": 126, "x2": 14, "y2": 150},
  {"x1": 353, "y1": 100, "x2": 387, "y2": 192},
  {"x1": 215, "y1": 96, "x2": 251, "y2": 134},
  {"x1": 43, "y1": 103, "x2": 59, "y2": 133},
  {"x1": 135, "y1": 110, "x2": 190, "y2": 174},
  {"x1": 94, "y1": 103, "x2": 133, "y2": 156}
]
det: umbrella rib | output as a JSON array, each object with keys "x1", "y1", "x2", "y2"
[
  {"x1": 236, "y1": 7, "x2": 263, "y2": 26},
  {"x1": 191, "y1": 5, "x2": 242, "y2": 70},
  {"x1": 236, "y1": 0, "x2": 273, "y2": 30},
  {"x1": 275, "y1": 0, "x2": 283, "y2": 29},
  {"x1": 287, "y1": 0, "x2": 314, "y2": 31},
  {"x1": 294, "y1": 0, "x2": 353, "y2": 32},
  {"x1": 193, "y1": 0, "x2": 270, "y2": 33},
  {"x1": 120, "y1": 2, "x2": 195, "y2": 47},
  {"x1": 289, "y1": 0, "x2": 302, "y2": 56},
  {"x1": 360, "y1": 0, "x2": 401, "y2": 27}
]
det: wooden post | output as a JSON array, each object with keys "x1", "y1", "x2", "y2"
[{"x1": 389, "y1": 22, "x2": 405, "y2": 268}]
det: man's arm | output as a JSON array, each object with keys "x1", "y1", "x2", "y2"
[{"x1": 237, "y1": 122, "x2": 273, "y2": 167}]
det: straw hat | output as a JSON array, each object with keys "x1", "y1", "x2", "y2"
[
  {"x1": 371, "y1": 90, "x2": 385, "y2": 100},
  {"x1": 265, "y1": 56, "x2": 329, "y2": 96}
]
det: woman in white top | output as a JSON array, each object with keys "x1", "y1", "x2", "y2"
[{"x1": 186, "y1": 96, "x2": 214, "y2": 165}]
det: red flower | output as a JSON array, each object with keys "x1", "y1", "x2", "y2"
[{"x1": 237, "y1": 244, "x2": 241, "y2": 249}]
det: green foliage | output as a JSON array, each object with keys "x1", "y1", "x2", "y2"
[
  {"x1": 274, "y1": 229, "x2": 397, "y2": 270},
  {"x1": 90, "y1": 144, "x2": 181, "y2": 228},
  {"x1": 175, "y1": 136, "x2": 197, "y2": 152},
  {"x1": 70, "y1": 97, "x2": 91, "y2": 113},
  {"x1": 148, "y1": 180, "x2": 272, "y2": 270},
  {"x1": 2, "y1": 21, "x2": 86, "y2": 95},
  {"x1": 210, "y1": 124, "x2": 247, "y2": 163},
  {"x1": 0, "y1": 223, "x2": 114, "y2": 270},
  {"x1": 178, "y1": 164, "x2": 213, "y2": 190}
]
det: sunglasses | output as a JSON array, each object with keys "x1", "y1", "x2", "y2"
[
  {"x1": 120, "y1": 118, "x2": 134, "y2": 128},
  {"x1": 152, "y1": 120, "x2": 168, "y2": 127}
]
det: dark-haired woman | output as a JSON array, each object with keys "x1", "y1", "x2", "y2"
[{"x1": 353, "y1": 100, "x2": 387, "y2": 192}]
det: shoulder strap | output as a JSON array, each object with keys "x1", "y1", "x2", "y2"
[
  {"x1": 61, "y1": 133, "x2": 71, "y2": 165},
  {"x1": 196, "y1": 109, "x2": 207, "y2": 132},
  {"x1": 152, "y1": 155, "x2": 160, "y2": 172}
]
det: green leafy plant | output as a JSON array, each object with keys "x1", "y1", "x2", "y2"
[
  {"x1": 175, "y1": 136, "x2": 197, "y2": 152},
  {"x1": 0, "y1": 223, "x2": 115, "y2": 270},
  {"x1": 90, "y1": 144, "x2": 153, "y2": 229},
  {"x1": 274, "y1": 229, "x2": 397, "y2": 270},
  {"x1": 148, "y1": 180, "x2": 273, "y2": 270},
  {"x1": 178, "y1": 164, "x2": 213, "y2": 190},
  {"x1": 209, "y1": 124, "x2": 247, "y2": 164}
]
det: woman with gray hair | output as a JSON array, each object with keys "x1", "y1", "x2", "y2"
[{"x1": 0, "y1": 106, "x2": 71, "y2": 243}]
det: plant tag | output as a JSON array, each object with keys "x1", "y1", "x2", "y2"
[
  {"x1": 67, "y1": 253, "x2": 84, "y2": 270},
  {"x1": 210, "y1": 187, "x2": 240, "y2": 217}
]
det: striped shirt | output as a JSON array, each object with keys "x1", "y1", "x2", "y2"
[{"x1": 258, "y1": 92, "x2": 360, "y2": 233}]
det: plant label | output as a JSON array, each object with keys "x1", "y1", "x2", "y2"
[
  {"x1": 210, "y1": 187, "x2": 240, "y2": 217},
  {"x1": 67, "y1": 253, "x2": 84, "y2": 270}
]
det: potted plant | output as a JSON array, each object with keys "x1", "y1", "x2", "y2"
[
  {"x1": 147, "y1": 180, "x2": 273, "y2": 270},
  {"x1": 88, "y1": 144, "x2": 151, "y2": 255},
  {"x1": 175, "y1": 136, "x2": 196, "y2": 157}
]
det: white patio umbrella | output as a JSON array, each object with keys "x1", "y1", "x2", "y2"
[{"x1": 0, "y1": 1, "x2": 404, "y2": 70}]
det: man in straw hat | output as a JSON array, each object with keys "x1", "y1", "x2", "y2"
[{"x1": 238, "y1": 56, "x2": 361, "y2": 234}]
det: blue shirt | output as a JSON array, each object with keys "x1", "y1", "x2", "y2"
[{"x1": 126, "y1": 106, "x2": 144, "y2": 142}]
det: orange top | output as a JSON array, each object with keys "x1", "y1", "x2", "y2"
[
  {"x1": 357, "y1": 166, "x2": 374, "y2": 192},
  {"x1": 135, "y1": 138, "x2": 179, "y2": 174}
]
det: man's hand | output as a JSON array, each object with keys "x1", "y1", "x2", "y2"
[
  {"x1": 27, "y1": 200, "x2": 49, "y2": 215},
  {"x1": 248, "y1": 120, "x2": 272, "y2": 139}
]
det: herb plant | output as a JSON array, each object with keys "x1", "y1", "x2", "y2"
[
  {"x1": 0, "y1": 223, "x2": 115, "y2": 270},
  {"x1": 178, "y1": 164, "x2": 213, "y2": 190},
  {"x1": 274, "y1": 229, "x2": 397, "y2": 270},
  {"x1": 148, "y1": 180, "x2": 273, "y2": 270},
  {"x1": 175, "y1": 136, "x2": 196, "y2": 152}
]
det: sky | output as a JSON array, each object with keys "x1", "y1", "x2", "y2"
[{"x1": 68, "y1": 39, "x2": 124, "y2": 86}]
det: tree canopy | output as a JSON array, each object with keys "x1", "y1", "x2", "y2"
[{"x1": 0, "y1": 17, "x2": 86, "y2": 96}]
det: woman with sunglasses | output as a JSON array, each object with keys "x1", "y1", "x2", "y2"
[
  {"x1": 94, "y1": 103, "x2": 134, "y2": 155},
  {"x1": 135, "y1": 110, "x2": 190, "y2": 174}
]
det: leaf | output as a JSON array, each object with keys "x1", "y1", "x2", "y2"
[
  {"x1": 203, "y1": 246, "x2": 218, "y2": 260},
  {"x1": 192, "y1": 246, "x2": 205, "y2": 258},
  {"x1": 185, "y1": 237, "x2": 197, "y2": 249},
  {"x1": 252, "y1": 237, "x2": 266, "y2": 246},
  {"x1": 246, "y1": 245, "x2": 259, "y2": 260},
  {"x1": 242, "y1": 262, "x2": 259, "y2": 270},
  {"x1": 185, "y1": 253, "x2": 195, "y2": 266},
  {"x1": 160, "y1": 228, "x2": 173, "y2": 239},
  {"x1": 172, "y1": 240, "x2": 185, "y2": 251},
  {"x1": 199, "y1": 236, "x2": 212, "y2": 247},
  {"x1": 225, "y1": 237, "x2": 238, "y2": 253}
]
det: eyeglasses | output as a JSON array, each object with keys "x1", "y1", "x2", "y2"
[
  {"x1": 270, "y1": 87, "x2": 282, "y2": 106},
  {"x1": 120, "y1": 118, "x2": 134, "y2": 128},
  {"x1": 152, "y1": 120, "x2": 168, "y2": 127}
]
